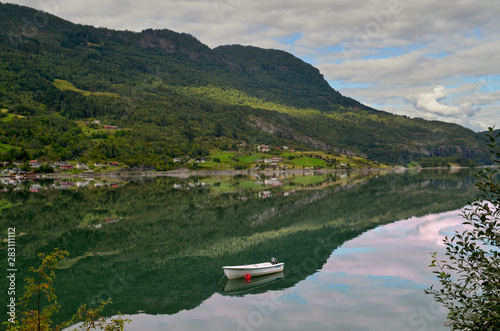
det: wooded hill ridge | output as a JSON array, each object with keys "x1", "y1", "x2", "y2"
[{"x1": 0, "y1": 2, "x2": 491, "y2": 169}]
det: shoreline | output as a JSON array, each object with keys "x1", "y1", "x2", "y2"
[{"x1": 1, "y1": 166, "x2": 481, "y2": 180}]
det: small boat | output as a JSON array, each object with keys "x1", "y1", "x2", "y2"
[{"x1": 222, "y1": 257, "x2": 284, "y2": 280}]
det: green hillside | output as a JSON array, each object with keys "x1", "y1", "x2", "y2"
[{"x1": 0, "y1": 3, "x2": 491, "y2": 168}]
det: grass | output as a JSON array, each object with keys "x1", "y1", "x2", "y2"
[
  {"x1": 238, "y1": 154, "x2": 266, "y2": 164},
  {"x1": 53, "y1": 79, "x2": 119, "y2": 98},
  {"x1": 199, "y1": 160, "x2": 233, "y2": 170},
  {"x1": 98, "y1": 165, "x2": 128, "y2": 173},
  {"x1": 291, "y1": 174, "x2": 327, "y2": 185},
  {"x1": 291, "y1": 156, "x2": 326, "y2": 168},
  {"x1": 200, "y1": 177, "x2": 240, "y2": 193},
  {"x1": 201, "y1": 152, "x2": 250, "y2": 170},
  {"x1": 74, "y1": 121, "x2": 121, "y2": 141},
  {"x1": 208, "y1": 152, "x2": 236, "y2": 162},
  {"x1": 174, "y1": 85, "x2": 324, "y2": 118},
  {"x1": 58, "y1": 250, "x2": 122, "y2": 269},
  {"x1": 239, "y1": 180, "x2": 260, "y2": 189},
  {"x1": 0, "y1": 142, "x2": 13, "y2": 152},
  {"x1": 198, "y1": 149, "x2": 386, "y2": 171},
  {"x1": 200, "y1": 175, "x2": 281, "y2": 192},
  {"x1": 1, "y1": 108, "x2": 25, "y2": 122},
  {"x1": 0, "y1": 200, "x2": 14, "y2": 215}
]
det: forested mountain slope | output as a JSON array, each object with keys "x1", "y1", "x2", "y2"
[{"x1": 0, "y1": 2, "x2": 490, "y2": 167}]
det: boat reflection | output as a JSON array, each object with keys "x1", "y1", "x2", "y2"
[{"x1": 223, "y1": 272, "x2": 285, "y2": 295}]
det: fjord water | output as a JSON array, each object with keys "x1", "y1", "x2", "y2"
[{"x1": 0, "y1": 169, "x2": 478, "y2": 330}]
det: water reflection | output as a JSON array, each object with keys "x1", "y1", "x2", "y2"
[
  {"x1": 125, "y1": 210, "x2": 463, "y2": 331},
  {"x1": 223, "y1": 272, "x2": 285, "y2": 294},
  {"x1": 0, "y1": 169, "x2": 478, "y2": 329}
]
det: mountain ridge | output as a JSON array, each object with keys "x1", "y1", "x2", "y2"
[{"x1": 0, "y1": 2, "x2": 491, "y2": 167}]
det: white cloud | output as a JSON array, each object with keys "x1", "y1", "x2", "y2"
[{"x1": 406, "y1": 86, "x2": 477, "y2": 117}]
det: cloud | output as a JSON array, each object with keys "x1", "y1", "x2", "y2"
[{"x1": 405, "y1": 86, "x2": 476, "y2": 117}]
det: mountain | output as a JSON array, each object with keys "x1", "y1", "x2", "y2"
[{"x1": 0, "y1": 3, "x2": 491, "y2": 167}]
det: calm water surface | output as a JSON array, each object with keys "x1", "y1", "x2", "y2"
[
  {"x1": 0, "y1": 169, "x2": 478, "y2": 330},
  {"x1": 124, "y1": 210, "x2": 462, "y2": 331}
]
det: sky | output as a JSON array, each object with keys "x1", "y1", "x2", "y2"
[{"x1": 5, "y1": 0, "x2": 500, "y2": 131}]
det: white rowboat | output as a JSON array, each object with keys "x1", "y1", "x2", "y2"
[{"x1": 222, "y1": 262, "x2": 284, "y2": 280}]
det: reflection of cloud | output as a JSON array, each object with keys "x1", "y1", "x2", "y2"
[
  {"x1": 122, "y1": 209, "x2": 465, "y2": 330},
  {"x1": 323, "y1": 209, "x2": 465, "y2": 284}
]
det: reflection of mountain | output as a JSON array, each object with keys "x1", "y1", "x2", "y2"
[{"x1": 0, "y1": 170, "x2": 478, "y2": 324}]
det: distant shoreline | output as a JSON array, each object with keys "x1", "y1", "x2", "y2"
[{"x1": 1, "y1": 166, "x2": 482, "y2": 180}]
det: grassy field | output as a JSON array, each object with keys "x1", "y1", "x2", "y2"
[
  {"x1": 291, "y1": 174, "x2": 327, "y2": 185},
  {"x1": 174, "y1": 85, "x2": 325, "y2": 119},
  {"x1": 200, "y1": 152, "x2": 267, "y2": 170},
  {"x1": 1, "y1": 108, "x2": 25, "y2": 122},
  {"x1": 291, "y1": 156, "x2": 326, "y2": 168},
  {"x1": 0, "y1": 142, "x2": 13, "y2": 152},
  {"x1": 0, "y1": 200, "x2": 14, "y2": 215},
  {"x1": 53, "y1": 79, "x2": 119, "y2": 98},
  {"x1": 197, "y1": 149, "x2": 385, "y2": 170}
]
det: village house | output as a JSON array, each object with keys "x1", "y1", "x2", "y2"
[
  {"x1": 104, "y1": 125, "x2": 119, "y2": 130},
  {"x1": 29, "y1": 160, "x2": 41, "y2": 168},
  {"x1": 54, "y1": 181, "x2": 75, "y2": 189},
  {"x1": 76, "y1": 181, "x2": 90, "y2": 188},
  {"x1": 76, "y1": 163, "x2": 89, "y2": 170},
  {"x1": 59, "y1": 164, "x2": 74, "y2": 170},
  {"x1": 259, "y1": 191, "x2": 272, "y2": 198},
  {"x1": 265, "y1": 178, "x2": 283, "y2": 186},
  {"x1": 173, "y1": 156, "x2": 190, "y2": 163},
  {"x1": 257, "y1": 145, "x2": 271, "y2": 152},
  {"x1": 30, "y1": 184, "x2": 43, "y2": 193},
  {"x1": 1, "y1": 168, "x2": 22, "y2": 175}
]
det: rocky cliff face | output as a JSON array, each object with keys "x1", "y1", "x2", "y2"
[{"x1": 248, "y1": 116, "x2": 364, "y2": 157}]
